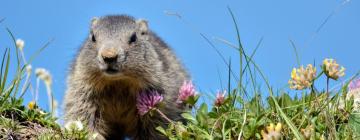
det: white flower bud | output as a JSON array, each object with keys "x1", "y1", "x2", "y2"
[
  {"x1": 16, "y1": 39, "x2": 25, "y2": 51},
  {"x1": 64, "y1": 120, "x2": 84, "y2": 131}
]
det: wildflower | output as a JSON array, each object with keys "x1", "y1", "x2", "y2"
[
  {"x1": 177, "y1": 81, "x2": 196, "y2": 103},
  {"x1": 35, "y1": 68, "x2": 52, "y2": 86},
  {"x1": 16, "y1": 39, "x2": 25, "y2": 51},
  {"x1": 346, "y1": 78, "x2": 360, "y2": 111},
  {"x1": 300, "y1": 125, "x2": 314, "y2": 139},
  {"x1": 136, "y1": 90, "x2": 164, "y2": 116},
  {"x1": 27, "y1": 101, "x2": 36, "y2": 110},
  {"x1": 261, "y1": 123, "x2": 282, "y2": 140},
  {"x1": 288, "y1": 64, "x2": 317, "y2": 90},
  {"x1": 64, "y1": 120, "x2": 84, "y2": 131},
  {"x1": 35, "y1": 68, "x2": 54, "y2": 116},
  {"x1": 349, "y1": 78, "x2": 360, "y2": 90},
  {"x1": 26, "y1": 65, "x2": 32, "y2": 74},
  {"x1": 322, "y1": 58, "x2": 345, "y2": 80},
  {"x1": 214, "y1": 90, "x2": 226, "y2": 107}
]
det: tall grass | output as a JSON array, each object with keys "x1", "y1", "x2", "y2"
[{"x1": 159, "y1": 8, "x2": 360, "y2": 140}]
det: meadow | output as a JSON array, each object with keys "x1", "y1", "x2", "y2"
[{"x1": 0, "y1": 8, "x2": 359, "y2": 140}]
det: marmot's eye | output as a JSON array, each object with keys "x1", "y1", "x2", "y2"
[
  {"x1": 91, "y1": 34, "x2": 96, "y2": 42},
  {"x1": 129, "y1": 33, "x2": 137, "y2": 44}
]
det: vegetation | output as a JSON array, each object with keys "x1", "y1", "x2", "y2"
[
  {"x1": 0, "y1": 9, "x2": 359, "y2": 140},
  {"x1": 153, "y1": 9, "x2": 360, "y2": 140},
  {"x1": 0, "y1": 30, "x2": 89, "y2": 139}
]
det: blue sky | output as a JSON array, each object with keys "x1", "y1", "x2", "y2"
[{"x1": 0, "y1": 0, "x2": 359, "y2": 113}]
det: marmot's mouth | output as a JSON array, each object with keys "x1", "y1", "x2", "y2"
[
  {"x1": 99, "y1": 63, "x2": 122, "y2": 76},
  {"x1": 105, "y1": 67, "x2": 119, "y2": 74}
]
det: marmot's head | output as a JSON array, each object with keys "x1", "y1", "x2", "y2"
[{"x1": 78, "y1": 15, "x2": 162, "y2": 80}]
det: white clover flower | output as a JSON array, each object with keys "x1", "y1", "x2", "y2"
[
  {"x1": 16, "y1": 39, "x2": 25, "y2": 51},
  {"x1": 64, "y1": 120, "x2": 84, "y2": 131},
  {"x1": 322, "y1": 58, "x2": 345, "y2": 80},
  {"x1": 35, "y1": 68, "x2": 52, "y2": 86},
  {"x1": 261, "y1": 123, "x2": 282, "y2": 140},
  {"x1": 288, "y1": 64, "x2": 317, "y2": 90}
]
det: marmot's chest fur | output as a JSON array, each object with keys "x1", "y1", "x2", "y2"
[
  {"x1": 97, "y1": 85, "x2": 139, "y2": 134},
  {"x1": 88, "y1": 79, "x2": 145, "y2": 136}
]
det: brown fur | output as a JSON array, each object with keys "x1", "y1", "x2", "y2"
[{"x1": 63, "y1": 15, "x2": 189, "y2": 140}]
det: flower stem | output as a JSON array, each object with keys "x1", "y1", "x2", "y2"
[
  {"x1": 326, "y1": 77, "x2": 330, "y2": 98},
  {"x1": 20, "y1": 50, "x2": 27, "y2": 64},
  {"x1": 35, "y1": 78, "x2": 40, "y2": 103},
  {"x1": 20, "y1": 72, "x2": 30, "y2": 97},
  {"x1": 155, "y1": 109, "x2": 173, "y2": 124},
  {"x1": 45, "y1": 83, "x2": 54, "y2": 117}
]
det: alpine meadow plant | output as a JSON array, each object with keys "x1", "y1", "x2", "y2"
[
  {"x1": 261, "y1": 123, "x2": 282, "y2": 140},
  {"x1": 0, "y1": 8, "x2": 360, "y2": 140},
  {"x1": 0, "y1": 31, "x2": 91, "y2": 139},
  {"x1": 156, "y1": 53, "x2": 360, "y2": 139},
  {"x1": 349, "y1": 78, "x2": 360, "y2": 90},
  {"x1": 214, "y1": 90, "x2": 226, "y2": 107},
  {"x1": 322, "y1": 58, "x2": 345, "y2": 80},
  {"x1": 136, "y1": 90, "x2": 164, "y2": 116},
  {"x1": 288, "y1": 64, "x2": 317, "y2": 90},
  {"x1": 177, "y1": 81, "x2": 199, "y2": 106},
  {"x1": 155, "y1": 8, "x2": 360, "y2": 139}
]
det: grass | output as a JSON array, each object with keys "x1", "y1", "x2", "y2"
[
  {"x1": 0, "y1": 10, "x2": 359, "y2": 140},
  {"x1": 0, "y1": 30, "x2": 88, "y2": 139}
]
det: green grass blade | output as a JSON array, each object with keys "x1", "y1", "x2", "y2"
[
  {"x1": 289, "y1": 39, "x2": 301, "y2": 66},
  {"x1": 1, "y1": 49, "x2": 11, "y2": 93},
  {"x1": 0, "y1": 79, "x2": 17, "y2": 105},
  {"x1": 165, "y1": 11, "x2": 240, "y2": 82},
  {"x1": 228, "y1": 58, "x2": 231, "y2": 95},
  {"x1": 13, "y1": 65, "x2": 27, "y2": 98},
  {"x1": 227, "y1": 7, "x2": 243, "y2": 50},
  {"x1": 214, "y1": 36, "x2": 263, "y2": 76},
  {"x1": 247, "y1": 58, "x2": 304, "y2": 140},
  {"x1": 227, "y1": 7, "x2": 244, "y2": 103},
  {"x1": 228, "y1": 7, "x2": 259, "y2": 103},
  {"x1": 215, "y1": 37, "x2": 263, "y2": 99},
  {"x1": 28, "y1": 38, "x2": 54, "y2": 64},
  {"x1": 0, "y1": 48, "x2": 9, "y2": 92},
  {"x1": 241, "y1": 38, "x2": 262, "y2": 99},
  {"x1": 199, "y1": 33, "x2": 239, "y2": 82},
  {"x1": 19, "y1": 81, "x2": 30, "y2": 98},
  {"x1": 216, "y1": 67, "x2": 224, "y2": 90},
  {"x1": 242, "y1": 37, "x2": 263, "y2": 74},
  {"x1": 6, "y1": 28, "x2": 20, "y2": 70}
]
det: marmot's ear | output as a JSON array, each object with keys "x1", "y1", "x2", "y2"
[
  {"x1": 136, "y1": 19, "x2": 148, "y2": 33},
  {"x1": 91, "y1": 17, "x2": 99, "y2": 28}
]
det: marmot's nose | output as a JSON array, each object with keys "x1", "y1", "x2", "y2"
[{"x1": 101, "y1": 49, "x2": 118, "y2": 64}]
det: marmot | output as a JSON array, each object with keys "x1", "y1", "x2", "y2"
[{"x1": 63, "y1": 15, "x2": 189, "y2": 140}]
